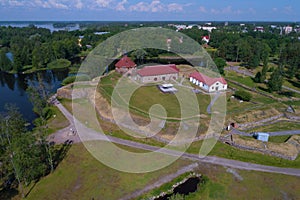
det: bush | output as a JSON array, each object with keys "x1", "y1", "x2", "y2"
[
  {"x1": 61, "y1": 75, "x2": 91, "y2": 86},
  {"x1": 47, "y1": 59, "x2": 71, "y2": 69},
  {"x1": 42, "y1": 107, "x2": 55, "y2": 120},
  {"x1": 62, "y1": 76, "x2": 76, "y2": 86},
  {"x1": 234, "y1": 90, "x2": 252, "y2": 101}
]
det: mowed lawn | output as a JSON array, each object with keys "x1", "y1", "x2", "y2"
[
  {"x1": 26, "y1": 143, "x2": 192, "y2": 200},
  {"x1": 98, "y1": 71, "x2": 214, "y2": 119},
  {"x1": 129, "y1": 86, "x2": 212, "y2": 119}
]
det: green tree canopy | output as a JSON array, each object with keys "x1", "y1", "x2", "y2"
[{"x1": 267, "y1": 68, "x2": 283, "y2": 92}]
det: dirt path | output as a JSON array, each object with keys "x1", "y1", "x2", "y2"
[{"x1": 49, "y1": 98, "x2": 300, "y2": 177}]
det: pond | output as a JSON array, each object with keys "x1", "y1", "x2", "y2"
[
  {"x1": 0, "y1": 69, "x2": 69, "y2": 124},
  {"x1": 154, "y1": 177, "x2": 201, "y2": 200}
]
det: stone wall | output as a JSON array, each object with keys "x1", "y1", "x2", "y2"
[{"x1": 219, "y1": 136, "x2": 299, "y2": 160}]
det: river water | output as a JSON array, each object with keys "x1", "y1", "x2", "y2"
[{"x1": 0, "y1": 69, "x2": 69, "y2": 123}]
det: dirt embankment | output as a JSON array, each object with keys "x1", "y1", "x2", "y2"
[{"x1": 223, "y1": 135, "x2": 299, "y2": 160}]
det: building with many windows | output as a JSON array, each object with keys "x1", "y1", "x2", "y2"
[{"x1": 189, "y1": 71, "x2": 227, "y2": 92}]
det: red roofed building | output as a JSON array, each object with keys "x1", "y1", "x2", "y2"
[
  {"x1": 189, "y1": 71, "x2": 227, "y2": 92},
  {"x1": 115, "y1": 55, "x2": 136, "y2": 74},
  {"x1": 202, "y1": 35, "x2": 210, "y2": 43},
  {"x1": 136, "y1": 64, "x2": 179, "y2": 83}
]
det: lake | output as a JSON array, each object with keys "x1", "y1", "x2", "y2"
[
  {"x1": 0, "y1": 22, "x2": 80, "y2": 32},
  {"x1": 0, "y1": 69, "x2": 69, "y2": 123}
]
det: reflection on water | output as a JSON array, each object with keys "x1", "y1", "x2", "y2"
[
  {"x1": 154, "y1": 177, "x2": 201, "y2": 200},
  {"x1": 0, "y1": 69, "x2": 69, "y2": 123}
]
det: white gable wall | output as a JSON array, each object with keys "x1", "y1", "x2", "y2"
[{"x1": 208, "y1": 81, "x2": 227, "y2": 92}]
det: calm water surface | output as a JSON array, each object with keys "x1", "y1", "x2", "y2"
[{"x1": 0, "y1": 69, "x2": 69, "y2": 123}]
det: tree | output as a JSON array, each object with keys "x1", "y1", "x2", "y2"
[
  {"x1": 248, "y1": 53, "x2": 260, "y2": 69},
  {"x1": 268, "y1": 68, "x2": 283, "y2": 92},
  {"x1": 0, "y1": 105, "x2": 47, "y2": 197},
  {"x1": 27, "y1": 74, "x2": 54, "y2": 173},
  {"x1": 131, "y1": 49, "x2": 147, "y2": 65},
  {"x1": 213, "y1": 57, "x2": 226, "y2": 75},
  {"x1": 254, "y1": 71, "x2": 263, "y2": 83},
  {"x1": 0, "y1": 49, "x2": 12, "y2": 71},
  {"x1": 32, "y1": 43, "x2": 43, "y2": 69},
  {"x1": 261, "y1": 43, "x2": 271, "y2": 67},
  {"x1": 234, "y1": 90, "x2": 252, "y2": 101}
]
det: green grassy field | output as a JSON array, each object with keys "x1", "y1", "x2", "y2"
[
  {"x1": 129, "y1": 85, "x2": 211, "y2": 119},
  {"x1": 98, "y1": 71, "x2": 215, "y2": 121},
  {"x1": 186, "y1": 163, "x2": 300, "y2": 200},
  {"x1": 225, "y1": 71, "x2": 256, "y2": 87},
  {"x1": 25, "y1": 143, "x2": 192, "y2": 200},
  {"x1": 59, "y1": 98, "x2": 300, "y2": 169},
  {"x1": 46, "y1": 106, "x2": 70, "y2": 134},
  {"x1": 22, "y1": 143, "x2": 300, "y2": 200},
  {"x1": 187, "y1": 140, "x2": 300, "y2": 168},
  {"x1": 99, "y1": 71, "x2": 288, "y2": 120},
  {"x1": 137, "y1": 162, "x2": 300, "y2": 200}
]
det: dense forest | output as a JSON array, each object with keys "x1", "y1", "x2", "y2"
[
  {"x1": 0, "y1": 23, "x2": 299, "y2": 80},
  {"x1": 180, "y1": 26, "x2": 300, "y2": 79},
  {"x1": 0, "y1": 25, "x2": 115, "y2": 73}
]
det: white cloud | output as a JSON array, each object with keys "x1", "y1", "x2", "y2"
[
  {"x1": 272, "y1": 7, "x2": 278, "y2": 12},
  {"x1": 248, "y1": 7, "x2": 256, "y2": 14},
  {"x1": 283, "y1": 6, "x2": 292, "y2": 14},
  {"x1": 115, "y1": 0, "x2": 127, "y2": 11},
  {"x1": 95, "y1": 0, "x2": 113, "y2": 8},
  {"x1": 129, "y1": 0, "x2": 185, "y2": 13},
  {"x1": 167, "y1": 3, "x2": 183, "y2": 12},
  {"x1": 75, "y1": 0, "x2": 83, "y2": 9},
  {"x1": 129, "y1": 0, "x2": 163, "y2": 12},
  {"x1": 48, "y1": 0, "x2": 69, "y2": 9},
  {"x1": 3, "y1": 0, "x2": 69, "y2": 9},
  {"x1": 8, "y1": 0, "x2": 26, "y2": 6},
  {"x1": 210, "y1": 6, "x2": 244, "y2": 15},
  {"x1": 199, "y1": 6, "x2": 207, "y2": 13},
  {"x1": 210, "y1": 8, "x2": 218, "y2": 14}
]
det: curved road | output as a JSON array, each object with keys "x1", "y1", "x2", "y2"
[{"x1": 50, "y1": 99, "x2": 300, "y2": 177}]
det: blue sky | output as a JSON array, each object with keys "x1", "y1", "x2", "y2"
[{"x1": 0, "y1": 0, "x2": 299, "y2": 21}]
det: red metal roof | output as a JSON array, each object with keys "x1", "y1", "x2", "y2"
[
  {"x1": 115, "y1": 55, "x2": 136, "y2": 68},
  {"x1": 137, "y1": 64, "x2": 179, "y2": 77},
  {"x1": 190, "y1": 71, "x2": 227, "y2": 86}
]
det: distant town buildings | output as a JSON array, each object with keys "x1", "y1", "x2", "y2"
[
  {"x1": 94, "y1": 31, "x2": 110, "y2": 35},
  {"x1": 284, "y1": 26, "x2": 293, "y2": 34},
  {"x1": 200, "y1": 26, "x2": 217, "y2": 32},
  {"x1": 254, "y1": 26, "x2": 264, "y2": 33},
  {"x1": 170, "y1": 24, "x2": 217, "y2": 32},
  {"x1": 202, "y1": 35, "x2": 210, "y2": 43}
]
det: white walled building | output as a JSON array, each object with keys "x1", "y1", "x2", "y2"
[{"x1": 189, "y1": 72, "x2": 227, "y2": 92}]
